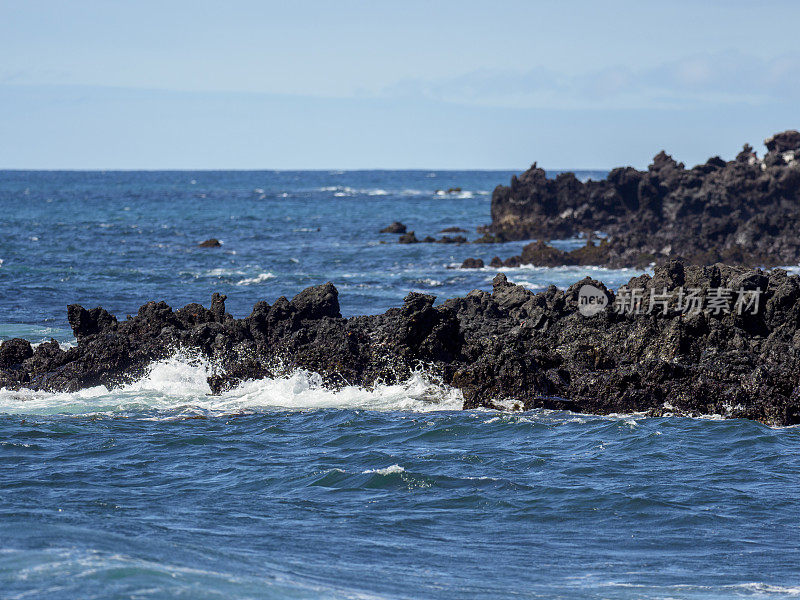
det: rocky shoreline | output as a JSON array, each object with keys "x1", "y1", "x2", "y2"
[
  {"x1": 463, "y1": 131, "x2": 800, "y2": 269},
  {"x1": 1, "y1": 262, "x2": 798, "y2": 425}
]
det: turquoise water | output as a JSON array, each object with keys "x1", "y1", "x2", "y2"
[{"x1": 2, "y1": 171, "x2": 799, "y2": 599}]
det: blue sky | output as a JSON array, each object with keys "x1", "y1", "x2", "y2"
[{"x1": 1, "y1": 0, "x2": 799, "y2": 169}]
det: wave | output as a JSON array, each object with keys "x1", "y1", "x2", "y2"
[
  {"x1": 178, "y1": 267, "x2": 246, "y2": 280},
  {"x1": 362, "y1": 464, "x2": 405, "y2": 475},
  {"x1": 316, "y1": 186, "x2": 489, "y2": 198},
  {"x1": 412, "y1": 278, "x2": 444, "y2": 287},
  {"x1": 8, "y1": 547, "x2": 371, "y2": 600},
  {"x1": 0, "y1": 354, "x2": 464, "y2": 417},
  {"x1": 236, "y1": 272, "x2": 275, "y2": 286}
]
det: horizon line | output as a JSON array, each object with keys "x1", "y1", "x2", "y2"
[{"x1": 0, "y1": 166, "x2": 612, "y2": 173}]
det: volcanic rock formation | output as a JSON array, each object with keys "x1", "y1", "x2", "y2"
[
  {"x1": 479, "y1": 131, "x2": 800, "y2": 268},
  {"x1": 2, "y1": 263, "x2": 799, "y2": 425}
]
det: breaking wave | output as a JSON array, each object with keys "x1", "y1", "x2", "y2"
[
  {"x1": 0, "y1": 354, "x2": 463, "y2": 417},
  {"x1": 236, "y1": 272, "x2": 276, "y2": 285}
]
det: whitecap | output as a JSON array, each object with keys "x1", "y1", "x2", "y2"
[
  {"x1": 362, "y1": 465, "x2": 405, "y2": 475},
  {"x1": 236, "y1": 272, "x2": 276, "y2": 286},
  {"x1": 414, "y1": 278, "x2": 443, "y2": 287},
  {"x1": 205, "y1": 267, "x2": 245, "y2": 278}
]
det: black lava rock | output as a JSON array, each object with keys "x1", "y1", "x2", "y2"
[{"x1": 4, "y1": 265, "x2": 800, "y2": 425}]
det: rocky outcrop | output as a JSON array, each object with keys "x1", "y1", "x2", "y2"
[
  {"x1": 461, "y1": 258, "x2": 484, "y2": 269},
  {"x1": 380, "y1": 222, "x2": 407, "y2": 234},
  {"x1": 398, "y1": 232, "x2": 467, "y2": 244},
  {"x1": 484, "y1": 131, "x2": 800, "y2": 268},
  {"x1": 398, "y1": 231, "x2": 419, "y2": 244},
  {"x1": 198, "y1": 238, "x2": 222, "y2": 248},
  {"x1": 2, "y1": 264, "x2": 799, "y2": 425}
]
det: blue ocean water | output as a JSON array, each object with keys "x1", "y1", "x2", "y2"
[{"x1": 2, "y1": 171, "x2": 800, "y2": 599}]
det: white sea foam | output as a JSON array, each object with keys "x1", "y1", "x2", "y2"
[
  {"x1": 414, "y1": 278, "x2": 443, "y2": 287},
  {"x1": 601, "y1": 581, "x2": 800, "y2": 595},
  {"x1": 317, "y1": 186, "x2": 486, "y2": 198},
  {"x1": 0, "y1": 354, "x2": 463, "y2": 417},
  {"x1": 205, "y1": 267, "x2": 245, "y2": 277},
  {"x1": 362, "y1": 465, "x2": 405, "y2": 475},
  {"x1": 236, "y1": 272, "x2": 276, "y2": 285},
  {"x1": 319, "y1": 186, "x2": 356, "y2": 194}
]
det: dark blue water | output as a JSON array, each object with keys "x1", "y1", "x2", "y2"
[
  {"x1": 2, "y1": 171, "x2": 800, "y2": 599},
  {"x1": 0, "y1": 169, "x2": 633, "y2": 329}
]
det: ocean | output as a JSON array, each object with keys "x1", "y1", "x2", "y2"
[{"x1": 1, "y1": 170, "x2": 799, "y2": 599}]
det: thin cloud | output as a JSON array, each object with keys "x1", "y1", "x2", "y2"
[{"x1": 386, "y1": 51, "x2": 800, "y2": 109}]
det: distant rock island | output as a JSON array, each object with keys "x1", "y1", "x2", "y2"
[{"x1": 467, "y1": 131, "x2": 800, "y2": 268}]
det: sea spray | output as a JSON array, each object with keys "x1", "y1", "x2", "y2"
[{"x1": 0, "y1": 353, "x2": 463, "y2": 417}]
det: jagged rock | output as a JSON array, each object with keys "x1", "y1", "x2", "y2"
[
  {"x1": 67, "y1": 305, "x2": 117, "y2": 338},
  {"x1": 436, "y1": 235, "x2": 467, "y2": 244},
  {"x1": 461, "y1": 258, "x2": 484, "y2": 269},
  {"x1": 0, "y1": 338, "x2": 33, "y2": 367},
  {"x1": 488, "y1": 131, "x2": 800, "y2": 268},
  {"x1": 398, "y1": 232, "x2": 418, "y2": 244},
  {"x1": 765, "y1": 130, "x2": 800, "y2": 153},
  {"x1": 291, "y1": 282, "x2": 341, "y2": 319},
  {"x1": 211, "y1": 293, "x2": 228, "y2": 322},
  {"x1": 472, "y1": 233, "x2": 505, "y2": 243},
  {"x1": 380, "y1": 222, "x2": 407, "y2": 234},
  {"x1": 520, "y1": 240, "x2": 568, "y2": 266},
  {"x1": 176, "y1": 303, "x2": 214, "y2": 327},
  {"x1": 4, "y1": 266, "x2": 800, "y2": 425}
]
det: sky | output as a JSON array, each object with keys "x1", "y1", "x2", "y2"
[{"x1": 1, "y1": 0, "x2": 799, "y2": 169}]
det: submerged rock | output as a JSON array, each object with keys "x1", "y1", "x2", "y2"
[
  {"x1": 3, "y1": 265, "x2": 800, "y2": 425},
  {"x1": 198, "y1": 238, "x2": 222, "y2": 248},
  {"x1": 436, "y1": 235, "x2": 467, "y2": 244}
]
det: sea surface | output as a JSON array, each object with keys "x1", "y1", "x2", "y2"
[{"x1": 2, "y1": 170, "x2": 800, "y2": 599}]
